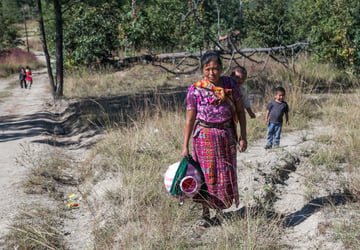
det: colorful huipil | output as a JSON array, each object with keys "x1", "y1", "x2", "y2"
[{"x1": 186, "y1": 76, "x2": 242, "y2": 209}]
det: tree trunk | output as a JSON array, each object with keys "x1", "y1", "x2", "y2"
[
  {"x1": 53, "y1": 0, "x2": 64, "y2": 98},
  {"x1": 37, "y1": 0, "x2": 56, "y2": 98},
  {"x1": 132, "y1": 0, "x2": 136, "y2": 17},
  {"x1": 23, "y1": 7, "x2": 30, "y2": 53}
]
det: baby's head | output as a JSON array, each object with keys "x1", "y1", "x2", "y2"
[{"x1": 231, "y1": 66, "x2": 247, "y2": 86}]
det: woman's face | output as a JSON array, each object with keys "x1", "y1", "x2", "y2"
[{"x1": 202, "y1": 60, "x2": 222, "y2": 84}]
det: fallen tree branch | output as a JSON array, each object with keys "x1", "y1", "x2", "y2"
[{"x1": 111, "y1": 42, "x2": 309, "y2": 75}]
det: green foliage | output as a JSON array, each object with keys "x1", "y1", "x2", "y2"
[
  {"x1": 179, "y1": 13, "x2": 208, "y2": 52},
  {"x1": 0, "y1": 17, "x2": 19, "y2": 50},
  {"x1": 291, "y1": 0, "x2": 360, "y2": 74},
  {"x1": 348, "y1": 3, "x2": 360, "y2": 74},
  {"x1": 119, "y1": 0, "x2": 188, "y2": 53},
  {"x1": 242, "y1": 0, "x2": 294, "y2": 47},
  {"x1": 201, "y1": 1, "x2": 242, "y2": 35},
  {"x1": 41, "y1": 0, "x2": 122, "y2": 67},
  {"x1": 0, "y1": 1, "x2": 21, "y2": 50},
  {"x1": 62, "y1": 2, "x2": 121, "y2": 66},
  {"x1": 29, "y1": 0, "x2": 360, "y2": 74},
  {"x1": 1, "y1": 0, "x2": 21, "y2": 23},
  {"x1": 118, "y1": 0, "x2": 245, "y2": 53}
]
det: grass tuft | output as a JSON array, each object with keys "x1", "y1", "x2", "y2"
[
  {"x1": 4, "y1": 206, "x2": 66, "y2": 250},
  {"x1": 17, "y1": 145, "x2": 76, "y2": 200}
]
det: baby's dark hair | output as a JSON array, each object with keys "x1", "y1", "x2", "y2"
[
  {"x1": 231, "y1": 65, "x2": 247, "y2": 77},
  {"x1": 275, "y1": 86, "x2": 286, "y2": 94},
  {"x1": 200, "y1": 51, "x2": 222, "y2": 70}
]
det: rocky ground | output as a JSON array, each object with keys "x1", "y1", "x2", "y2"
[{"x1": 0, "y1": 62, "x2": 356, "y2": 249}]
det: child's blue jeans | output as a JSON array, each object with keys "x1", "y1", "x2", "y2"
[{"x1": 266, "y1": 122, "x2": 282, "y2": 146}]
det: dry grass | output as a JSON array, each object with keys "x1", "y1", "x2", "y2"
[
  {"x1": 16, "y1": 20, "x2": 41, "y2": 48},
  {"x1": 295, "y1": 56, "x2": 356, "y2": 90},
  {"x1": 0, "y1": 48, "x2": 43, "y2": 77},
  {"x1": 4, "y1": 56, "x2": 360, "y2": 249},
  {"x1": 89, "y1": 110, "x2": 197, "y2": 249},
  {"x1": 333, "y1": 204, "x2": 360, "y2": 248},
  {"x1": 64, "y1": 64, "x2": 198, "y2": 98},
  {"x1": 299, "y1": 89, "x2": 360, "y2": 248},
  {"x1": 4, "y1": 146, "x2": 79, "y2": 249},
  {"x1": 4, "y1": 206, "x2": 66, "y2": 250},
  {"x1": 310, "y1": 91, "x2": 360, "y2": 168},
  {"x1": 86, "y1": 108, "x2": 286, "y2": 249},
  {"x1": 17, "y1": 144, "x2": 77, "y2": 200},
  {"x1": 27, "y1": 38, "x2": 43, "y2": 52},
  {"x1": 81, "y1": 59, "x2": 360, "y2": 249},
  {"x1": 321, "y1": 91, "x2": 360, "y2": 197}
]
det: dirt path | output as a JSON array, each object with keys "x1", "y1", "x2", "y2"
[
  {"x1": 0, "y1": 66, "x2": 55, "y2": 246},
  {"x1": 229, "y1": 123, "x2": 348, "y2": 249}
]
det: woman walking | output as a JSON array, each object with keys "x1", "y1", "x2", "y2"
[{"x1": 181, "y1": 51, "x2": 247, "y2": 227}]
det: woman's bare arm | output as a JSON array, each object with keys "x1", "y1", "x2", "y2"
[{"x1": 181, "y1": 109, "x2": 196, "y2": 158}]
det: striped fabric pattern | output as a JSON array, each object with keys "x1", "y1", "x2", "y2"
[{"x1": 192, "y1": 124, "x2": 239, "y2": 209}]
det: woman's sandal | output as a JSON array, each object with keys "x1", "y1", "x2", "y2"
[
  {"x1": 196, "y1": 217, "x2": 212, "y2": 228},
  {"x1": 211, "y1": 216, "x2": 222, "y2": 226}
]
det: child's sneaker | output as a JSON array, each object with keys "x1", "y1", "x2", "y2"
[
  {"x1": 273, "y1": 144, "x2": 280, "y2": 148},
  {"x1": 264, "y1": 144, "x2": 272, "y2": 149}
]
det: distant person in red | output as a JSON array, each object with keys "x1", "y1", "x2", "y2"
[
  {"x1": 19, "y1": 67, "x2": 26, "y2": 89},
  {"x1": 25, "y1": 66, "x2": 32, "y2": 89}
]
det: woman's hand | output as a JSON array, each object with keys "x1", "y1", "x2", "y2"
[
  {"x1": 239, "y1": 139, "x2": 247, "y2": 152},
  {"x1": 181, "y1": 147, "x2": 189, "y2": 159}
]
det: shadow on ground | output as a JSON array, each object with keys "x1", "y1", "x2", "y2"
[
  {"x1": 223, "y1": 191, "x2": 355, "y2": 227},
  {"x1": 0, "y1": 86, "x2": 188, "y2": 148}
]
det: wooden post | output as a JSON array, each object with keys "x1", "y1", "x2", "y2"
[{"x1": 23, "y1": 7, "x2": 30, "y2": 53}]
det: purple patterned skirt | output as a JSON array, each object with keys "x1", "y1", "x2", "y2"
[{"x1": 192, "y1": 123, "x2": 239, "y2": 209}]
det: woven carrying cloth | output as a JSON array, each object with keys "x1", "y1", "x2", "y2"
[{"x1": 193, "y1": 78, "x2": 239, "y2": 140}]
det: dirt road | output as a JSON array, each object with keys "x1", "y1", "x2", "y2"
[{"x1": 0, "y1": 68, "x2": 54, "y2": 246}]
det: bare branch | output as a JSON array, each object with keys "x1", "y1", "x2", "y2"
[
  {"x1": 152, "y1": 63, "x2": 199, "y2": 75},
  {"x1": 115, "y1": 42, "x2": 310, "y2": 77},
  {"x1": 251, "y1": 52, "x2": 271, "y2": 78}
]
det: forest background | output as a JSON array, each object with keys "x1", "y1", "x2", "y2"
[{"x1": 1, "y1": 0, "x2": 360, "y2": 79}]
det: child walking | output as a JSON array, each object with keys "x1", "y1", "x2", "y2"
[
  {"x1": 25, "y1": 66, "x2": 32, "y2": 89},
  {"x1": 264, "y1": 86, "x2": 289, "y2": 149},
  {"x1": 19, "y1": 67, "x2": 26, "y2": 88},
  {"x1": 231, "y1": 66, "x2": 256, "y2": 119}
]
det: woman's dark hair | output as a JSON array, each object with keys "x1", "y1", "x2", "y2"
[{"x1": 200, "y1": 51, "x2": 222, "y2": 70}]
